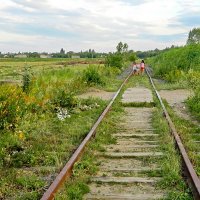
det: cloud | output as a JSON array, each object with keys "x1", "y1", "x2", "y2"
[
  {"x1": 176, "y1": 12, "x2": 200, "y2": 27},
  {"x1": 0, "y1": 0, "x2": 200, "y2": 52}
]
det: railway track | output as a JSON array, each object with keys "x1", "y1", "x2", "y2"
[{"x1": 41, "y1": 68, "x2": 200, "y2": 200}]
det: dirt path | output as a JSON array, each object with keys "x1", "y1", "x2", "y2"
[
  {"x1": 84, "y1": 87, "x2": 165, "y2": 199},
  {"x1": 159, "y1": 89, "x2": 199, "y2": 125},
  {"x1": 77, "y1": 88, "x2": 115, "y2": 101}
]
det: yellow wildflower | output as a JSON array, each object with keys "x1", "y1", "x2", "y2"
[{"x1": 18, "y1": 131, "x2": 25, "y2": 140}]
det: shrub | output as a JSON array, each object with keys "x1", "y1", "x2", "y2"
[
  {"x1": 22, "y1": 65, "x2": 32, "y2": 93},
  {"x1": 186, "y1": 71, "x2": 200, "y2": 120},
  {"x1": 83, "y1": 65, "x2": 104, "y2": 85},
  {"x1": 0, "y1": 85, "x2": 26, "y2": 130},
  {"x1": 129, "y1": 53, "x2": 137, "y2": 62},
  {"x1": 0, "y1": 132, "x2": 22, "y2": 167},
  {"x1": 165, "y1": 69, "x2": 184, "y2": 82},
  {"x1": 52, "y1": 90, "x2": 78, "y2": 108},
  {"x1": 105, "y1": 53, "x2": 124, "y2": 69}
]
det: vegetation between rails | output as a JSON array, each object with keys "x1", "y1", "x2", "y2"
[
  {"x1": 55, "y1": 75, "x2": 192, "y2": 199},
  {"x1": 128, "y1": 76, "x2": 192, "y2": 199}
]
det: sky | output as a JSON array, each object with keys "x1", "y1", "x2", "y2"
[{"x1": 0, "y1": 0, "x2": 200, "y2": 53}]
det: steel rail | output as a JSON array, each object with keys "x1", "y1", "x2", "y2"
[
  {"x1": 146, "y1": 68, "x2": 200, "y2": 200},
  {"x1": 41, "y1": 70, "x2": 133, "y2": 200}
]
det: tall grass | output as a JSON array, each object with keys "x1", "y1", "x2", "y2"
[
  {"x1": 148, "y1": 44, "x2": 200, "y2": 121},
  {"x1": 148, "y1": 44, "x2": 200, "y2": 80},
  {"x1": 0, "y1": 61, "x2": 128, "y2": 198}
]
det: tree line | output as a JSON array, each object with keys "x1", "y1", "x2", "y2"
[
  {"x1": 0, "y1": 49, "x2": 107, "y2": 59},
  {"x1": 1, "y1": 27, "x2": 200, "y2": 59}
]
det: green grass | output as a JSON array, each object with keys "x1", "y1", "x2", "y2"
[
  {"x1": 0, "y1": 97, "x2": 108, "y2": 199},
  {"x1": 153, "y1": 78, "x2": 188, "y2": 90},
  {"x1": 55, "y1": 74, "x2": 192, "y2": 199},
  {"x1": 148, "y1": 44, "x2": 200, "y2": 80},
  {"x1": 147, "y1": 44, "x2": 200, "y2": 122},
  {"x1": 0, "y1": 66, "x2": 193, "y2": 199},
  {"x1": 126, "y1": 74, "x2": 151, "y2": 89},
  {"x1": 122, "y1": 101, "x2": 155, "y2": 107},
  {"x1": 0, "y1": 58, "x2": 103, "y2": 81},
  {"x1": 164, "y1": 101, "x2": 200, "y2": 177},
  {"x1": 151, "y1": 106, "x2": 192, "y2": 199},
  {"x1": 0, "y1": 58, "x2": 129, "y2": 198}
]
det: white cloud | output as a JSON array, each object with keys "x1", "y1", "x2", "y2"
[
  {"x1": 0, "y1": 0, "x2": 200, "y2": 52},
  {"x1": 0, "y1": 0, "x2": 15, "y2": 9}
]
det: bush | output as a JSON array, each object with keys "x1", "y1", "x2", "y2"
[
  {"x1": 129, "y1": 53, "x2": 137, "y2": 62},
  {"x1": 52, "y1": 90, "x2": 78, "y2": 108},
  {"x1": 105, "y1": 53, "x2": 124, "y2": 69},
  {"x1": 187, "y1": 95, "x2": 200, "y2": 120},
  {"x1": 22, "y1": 65, "x2": 32, "y2": 93},
  {"x1": 83, "y1": 65, "x2": 104, "y2": 85},
  {"x1": 0, "y1": 132, "x2": 21, "y2": 166},
  {"x1": 0, "y1": 85, "x2": 26, "y2": 130},
  {"x1": 165, "y1": 69, "x2": 185, "y2": 83},
  {"x1": 186, "y1": 71, "x2": 200, "y2": 120}
]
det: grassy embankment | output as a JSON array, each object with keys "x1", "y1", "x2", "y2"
[
  {"x1": 148, "y1": 44, "x2": 200, "y2": 120},
  {"x1": 0, "y1": 58, "x2": 127, "y2": 199},
  {"x1": 148, "y1": 44, "x2": 200, "y2": 179}
]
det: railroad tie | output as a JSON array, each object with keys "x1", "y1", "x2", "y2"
[
  {"x1": 99, "y1": 152, "x2": 163, "y2": 158},
  {"x1": 90, "y1": 176, "x2": 161, "y2": 184},
  {"x1": 84, "y1": 193, "x2": 164, "y2": 200},
  {"x1": 101, "y1": 167, "x2": 161, "y2": 173},
  {"x1": 114, "y1": 133, "x2": 159, "y2": 137},
  {"x1": 83, "y1": 90, "x2": 166, "y2": 199}
]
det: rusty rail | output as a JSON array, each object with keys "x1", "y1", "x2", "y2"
[
  {"x1": 146, "y1": 68, "x2": 200, "y2": 200},
  {"x1": 41, "y1": 69, "x2": 133, "y2": 200}
]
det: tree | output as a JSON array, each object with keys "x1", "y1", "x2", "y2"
[
  {"x1": 116, "y1": 42, "x2": 123, "y2": 53},
  {"x1": 27, "y1": 52, "x2": 40, "y2": 58},
  {"x1": 105, "y1": 42, "x2": 130, "y2": 69},
  {"x1": 123, "y1": 43, "x2": 128, "y2": 53},
  {"x1": 187, "y1": 28, "x2": 200, "y2": 45},
  {"x1": 105, "y1": 53, "x2": 123, "y2": 69},
  {"x1": 116, "y1": 42, "x2": 129, "y2": 54},
  {"x1": 129, "y1": 53, "x2": 137, "y2": 62},
  {"x1": 60, "y1": 48, "x2": 65, "y2": 54}
]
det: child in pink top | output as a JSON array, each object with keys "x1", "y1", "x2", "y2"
[{"x1": 140, "y1": 60, "x2": 145, "y2": 75}]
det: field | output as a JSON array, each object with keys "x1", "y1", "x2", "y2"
[
  {"x1": 0, "y1": 58, "x2": 126, "y2": 199},
  {"x1": 0, "y1": 58, "x2": 104, "y2": 81}
]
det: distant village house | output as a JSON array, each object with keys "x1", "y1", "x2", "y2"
[
  {"x1": 14, "y1": 54, "x2": 27, "y2": 58},
  {"x1": 40, "y1": 54, "x2": 52, "y2": 58}
]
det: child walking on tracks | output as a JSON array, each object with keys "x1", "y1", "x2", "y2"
[
  {"x1": 140, "y1": 60, "x2": 145, "y2": 75},
  {"x1": 132, "y1": 62, "x2": 140, "y2": 75}
]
